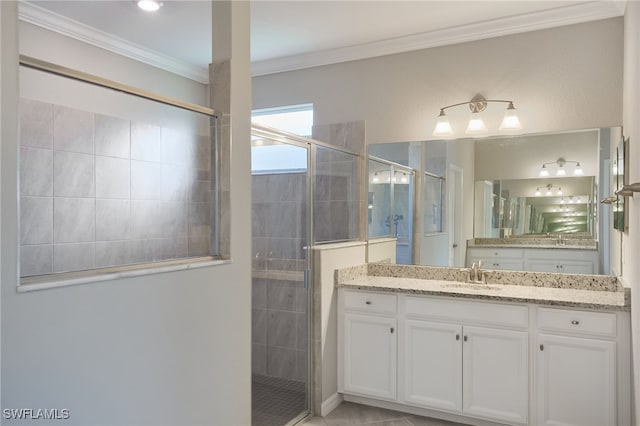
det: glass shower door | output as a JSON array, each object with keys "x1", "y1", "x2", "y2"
[{"x1": 250, "y1": 135, "x2": 311, "y2": 426}]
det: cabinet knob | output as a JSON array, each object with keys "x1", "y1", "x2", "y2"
[
  {"x1": 540, "y1": 344, "x2": 544, "y2": 351},
  {"x1": 390, "y1": 327, "x2": 394, "y2": 334},
  {"x1": 456, "y1": 334, "x2": 460, "y2": 341},
  {"x1": 571, "y1": 320, "x2": 580, "y2": 325},
  {"x1": 463, "y1": 336, "x2": 468, "y2": 342},
  {"x1": 365, "y1": 301, "x2": 372, "y2": 305}
]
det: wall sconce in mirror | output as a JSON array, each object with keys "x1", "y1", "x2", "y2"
[
  {"x1": 432, "y1": 94, "x2": 522, "y2": 137},
  {"x1": 539, "y1": 157, "x2": 583, "y2": 177},
  {"x1": 535, "y1": 184, "x2": 563, "y2": 196}
]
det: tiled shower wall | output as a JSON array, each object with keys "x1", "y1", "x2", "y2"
[
  {"x1": 19, "y1": 98, "x2": 214, "y2": 277},
  {"x1": 252, "y1": 172, "x2": 308, "y2": 382},
  {"x1": 314, "y1": 147, "x2": 360, "y2": 243},
  {"x1": 313, "y1": 121, "x2": 364, "y2": 243}
]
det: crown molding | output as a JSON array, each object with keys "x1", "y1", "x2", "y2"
[
  {"x1": 252, "y1": 1, "x2": 625, "y2": 77},
  {"x1": 18, "y1": 2, "x2": 209, "y2": 84}
]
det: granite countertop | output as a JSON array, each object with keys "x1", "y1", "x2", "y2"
[
  {"x1": 468, "y1": 237, "x2": 597, "y2": 250},
  {"x1": 467, "y1": 243, "x2": 597, "y2": 250},
  {"x1": 336, "y1": 263, "x2": 629, "y2": 311}
]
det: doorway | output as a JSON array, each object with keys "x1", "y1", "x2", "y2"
[{"x1": 251, "y1": 130, "x2": 311, "y2": 426}]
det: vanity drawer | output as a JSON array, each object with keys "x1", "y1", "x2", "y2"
[
  {"x1": 537, "y1": 307, "x2": 616, "y2": 337},
  {"x1": 468, "y1": 248, "x2": 523, "y2": 259},
  {"x1": 342, "y1": 290, "x2": 396, "y2": 315},
  {"x1": 403, "y1": 296, "x2": 528, "y2": 329}
]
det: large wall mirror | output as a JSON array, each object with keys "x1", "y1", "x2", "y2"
[{"x1": 368, "y1": 127, "x2": 621, "y2": 276}]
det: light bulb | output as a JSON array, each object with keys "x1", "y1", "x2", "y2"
[
  {"x1": 138, "y1": 0, "x2": 162, "y2": 11},
  {"x1": 546, "y1": 189, "x2": 552, "y2": 196},
  {"x1": 373, "y1": 172, "x2": 379, "y2": 183},
  {"x1": 557, "y1": 165, "x2": 566, "y2": 176},
  {"x1": 574, "y1": 162, "x2": 583, "y2": 175},
  {"x1": 535, "y1": 188, "x2": 541, "y2": 196},
  {"x1": 432, "y1": 110, "x2": 453, "y2": 137},
  {"x1": 499, "y1": 102, "x2": 522, "y2": 131},
  {"x1": 557, "y1": 187, "x2": 563, "y2": 196},
  {"x1": 465, "y1": 112, "x2": 487, "y2": 135},
  {"x1": 401, "y1": 174, "x2": 408, "y2": 183},
  {"x1": 540, "y1": 164, "x2": 549, "y2": 177}
]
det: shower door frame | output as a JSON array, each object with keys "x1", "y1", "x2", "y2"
[
  {"x1": 253, "y1": 124, "x2": 363, "y2": 422},
  {"x1": 251, "y1": 125, "x2": 315, "y2": 425}
]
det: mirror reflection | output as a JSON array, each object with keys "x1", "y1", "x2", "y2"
[{"x1": 368, "y1": 128, "x2": 619, "y2": 275}]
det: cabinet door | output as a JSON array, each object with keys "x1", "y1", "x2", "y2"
[
  {"x1": 559, "y1": 261, "x2": 594, "y2": 274},
  {"x1": 524, "y1": 259, "x2": 562, "y2": 273},
  {"x1": 401, "y1": 320, "x2": 462, "y2": 412},
  {"x1": 490, "y1": 259, "x2": 525, "y2": 271},
  {"x1": 536, "y1": 334, "x2": 616, "y2": 426},
  {"x1": 343, "y1": 313, "x2": 397, "y2": 400},
  {"x1": 463, "y1": 326, "x2": 529, "y2": 425}
]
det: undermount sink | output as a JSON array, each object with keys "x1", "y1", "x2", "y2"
[{"x1": 441, "y1": 283, "x2": 502, "y2": 291}]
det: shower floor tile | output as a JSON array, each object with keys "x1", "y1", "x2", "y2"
[{"x1": 252, "y1": 374, "x2": 307, "y2": 426}]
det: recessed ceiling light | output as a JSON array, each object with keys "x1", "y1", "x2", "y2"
[{"x1": 138, "y1": 0, "x2": 162, "y2": 12}]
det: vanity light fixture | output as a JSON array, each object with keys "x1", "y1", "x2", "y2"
[
  {"x1": 372, "y1": 172, "x2": 379, "y2": 183},
  {"x1": 536, "y1": 184, "x2": 562, "y2": 197},
  {"x1": 616, "y1": 182, "x2": 640, "y2": 197},
  {"x1": 539, "y1": 158, "x2": 583, "y2": 177},
  {"x1": 137, "y1": 0, "x2": 162, "y2": 12},
  {"x1": 432, "y1": 94, "x2": 521, "y2": 137}
]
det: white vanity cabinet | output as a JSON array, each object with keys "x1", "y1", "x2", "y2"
[
  {"x1": 524, "y1": 249, "x2": 598, "y2": 274},
  {"x1": 467, "y1": 247, "x2": 598, "y2": 274},
  {"x1": 467, "y1": 247, "x2": 524, "y2": 271},
  {"x1": 339, "y1": 290, "x2": 397, "y2": 400},
  {"x1": 535, "y1": 307, "x2": 625, "y2": 426},
  {"x1": 338, "y1": 288, "x2": 631, "y2": 426},
  {"x1": 400, "y1": 296, "x2": 529, "y2": 425}
]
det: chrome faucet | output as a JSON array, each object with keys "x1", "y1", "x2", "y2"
[{"x1": 469, "y1": 260, "x2": 486, "y2": 284}]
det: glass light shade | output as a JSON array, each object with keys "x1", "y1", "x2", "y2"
[
  {"x1": 546, "y1": 189, "x2": 552, "y2": 196},
  {"x1": 539, "y1": 165, "x2": 549, "y2": 177},
  {"x1": 499, "y1": 103, "x2": 522, "y2": 131},
  {"x1": 433, "y1": 111, "x2": 453, "y2": 137},
  {"x1": 557, "y1": 188, "x2": 563, "y2": 196},
  {"x1": 465, "y1": 112, "x2": 487, "y2": 135},
  {"x1": 574, "y1": 162, "x2": 583, "y2": 175},
  {"x1": 556, "y1": 165, "x2": 566, "y2": 176},
  {"x1": 138, "y1": 0, "x2": 162, "y2": 11},
  {"x1": 535, "y1": 188, "x2": 541, "y2": 196}
]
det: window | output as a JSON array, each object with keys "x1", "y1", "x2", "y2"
[{"x1": 252, "y1": 104, "x2": 313, "y2": 137}]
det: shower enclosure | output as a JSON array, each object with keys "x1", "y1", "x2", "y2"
[
  {"x1": 368, "y1": 156, "x2": 415, "y2": 264},
  {"x1": 251, "y1": 124, "x2": 360, "y2": 425}
]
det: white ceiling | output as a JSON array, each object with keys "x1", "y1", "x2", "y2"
[{"x1": 21, "y1": 0, "x2": 625, "y2": 81}]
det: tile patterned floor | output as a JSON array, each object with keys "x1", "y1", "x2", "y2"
[
  {"x1": 299, "y1": 402, "x2": 470, "y2": 426},
  {"x1": 252, "y1": 374, "x2": 307, "y2": 426}
]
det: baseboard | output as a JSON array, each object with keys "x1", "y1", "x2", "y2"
[{"x1": 321, "y1": 393, "x2": 343, "y2": 416}]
